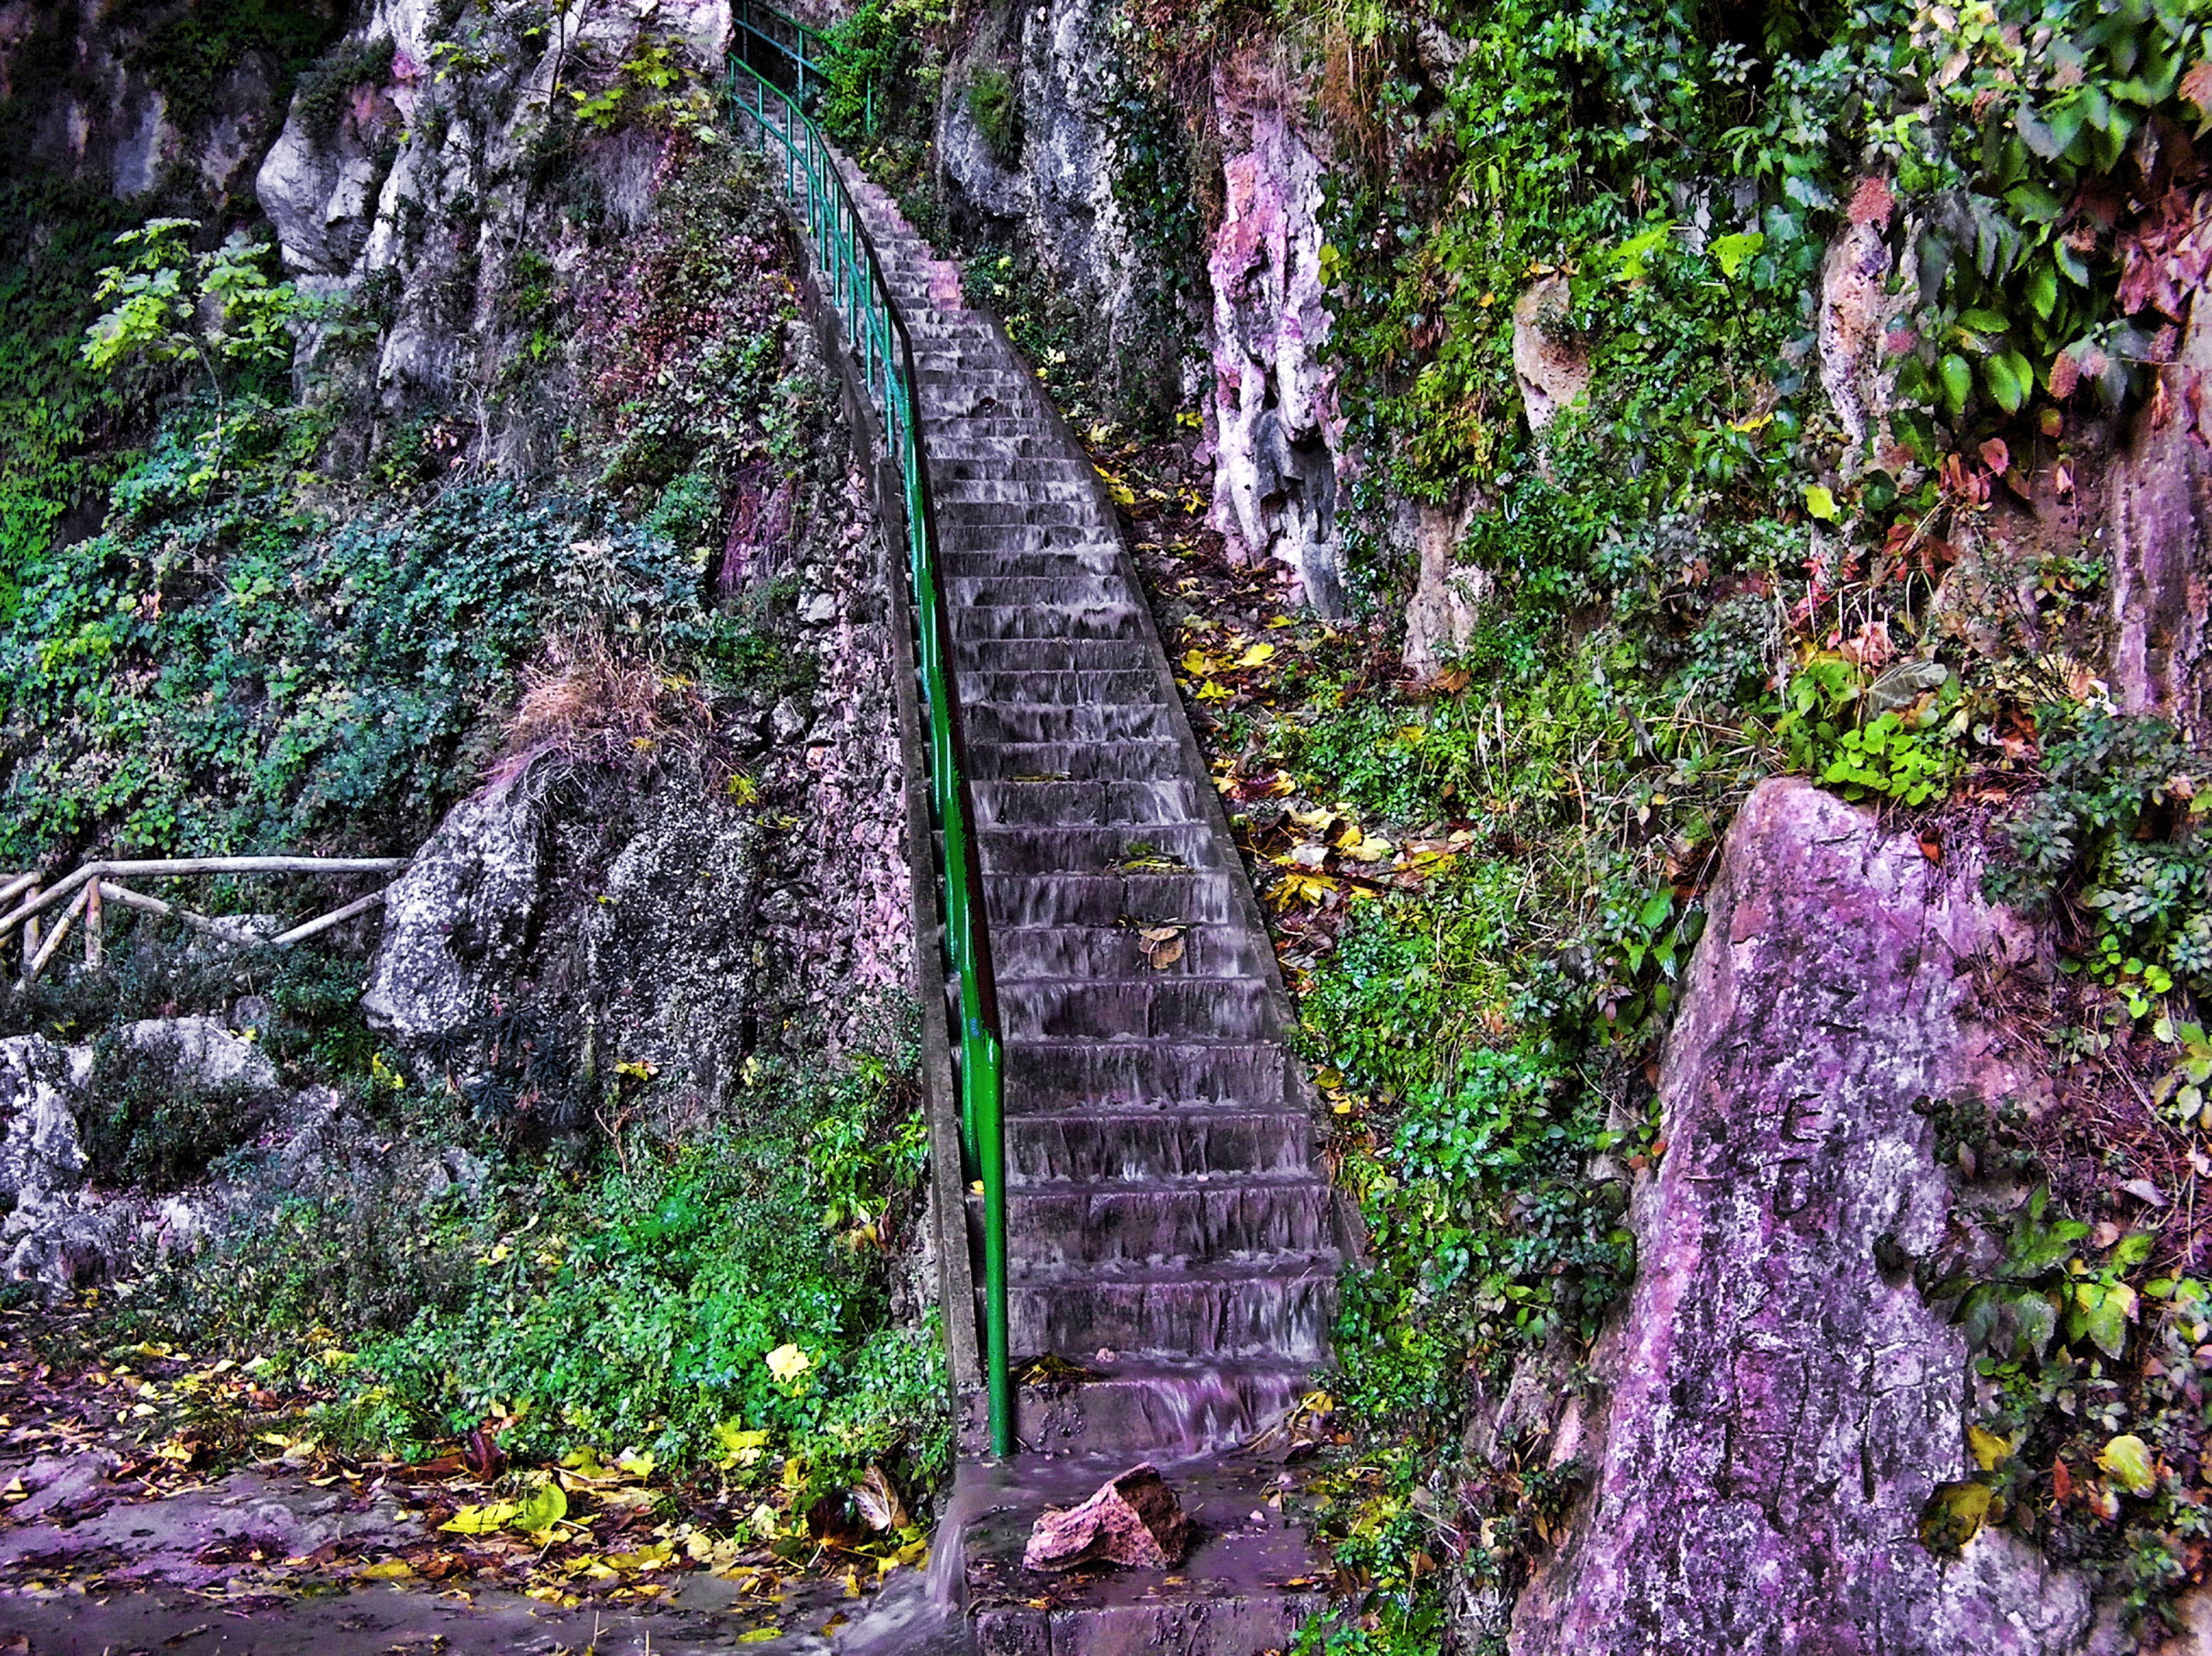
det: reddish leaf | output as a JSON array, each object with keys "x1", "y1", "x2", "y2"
[
  {"x1": 2182, "y1": 60, "x2": 2212, "y2": 117},
  {"x1": 1847, "y1": 175, "x2": 1896, "y2": 228},
  {"x1": 2052, "y1": 1457, "x2": 2075, "y2": 1501},
  {"x1": 2049, "y1": 352, "x2": 2081, "y2": 401},
  {"x1": 1979, "y1": 438, "x2": 2010, "y2": 476}
]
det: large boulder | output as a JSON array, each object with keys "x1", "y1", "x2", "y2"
[
  {"x1": 0, "y1": 1037, "x2": 92, "y2": 1209},
  {"x1": 1511, "y1": 779, "x2": 2096, "y2": 1655},
  {"x1": 362, "y1": 779, "x2": 545, "y2": 1047}
]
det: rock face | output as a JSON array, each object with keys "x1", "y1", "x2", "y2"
[
  {"x1": 1510, "y1": 276, "x2": 1590, "y2": 437},
  {"x1": 361, "y1": 780, "x2": 546, "y2": 1047},
  {"x1": 0, "y1": 1022, "x2": 297, "y2": 1296},
  {"x1": 364, "y1": 482, "x2": 909, "y2": 1110},
  {"x1": 1511, "y1": 779, "x2": 2096, "y2": 1656},
  {"x1": 254, "y1": 0, "x2": 730, "y2": 434},
  {"x1": 0, "y1": 0, "x2": 291, "y2": 205},
  {"x1": 1205, "y1": 51, "x2": 1345, "y2": 616},
  {"x1": 2109, "y1": 286, "x2": 2212, "y2": 745},
  {"x1": 937, "y1": 0, "x2": 1149, "y2": 396},
  {"x1": 0, "y1": 1037, "x2": 90, "y2": 1211},
  {"x1": 932, "y1": 6, "x2": 1348, "y2": 612}
]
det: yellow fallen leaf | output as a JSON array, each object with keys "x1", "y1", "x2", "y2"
[
  {"x1": 440, "y1": 1500, "x2": 522, "y2": 1535},
  {"x1": 357, "y1": 1559, "x2": 415, "y2": 1579},
  {"x1": 1236, "y1": 643, "x2": 1276, "y2": 667},
  {"x1": 1966, "y1": 1424, "x2": 2011, "y2": 1472}
]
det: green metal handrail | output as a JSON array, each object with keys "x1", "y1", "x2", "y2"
[
  {"x1": 732, "y1": 0, "x2": 829, "y2": 101},
  {"x1": 725, "y1": 51, "x2": 1013, "y2": 1461}
]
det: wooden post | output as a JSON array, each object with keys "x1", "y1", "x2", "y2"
[
  {"x1": 24, "y1": 885, "x2": 88, "y2": 984},
  {"x1": 18, "y1": 886, "x2": 37, "y2": 985},
  {"x1": 85, "y1": 879, "x2": 102, "y2": 969}
]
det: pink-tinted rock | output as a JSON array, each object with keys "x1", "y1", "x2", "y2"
[
  {"x1": 1205, "y1": 53, "x2": 1345, "y2": 616},
  {"x1": 2110, "y1": 289, "x2": 2212, "y2": 745},
  {"x1": 1511, "y1": 779, "x2": 2096, "y2": 1656},
  {"x1": 1022, "y1": 1463, "x2": 1191, "y2": 1572}
]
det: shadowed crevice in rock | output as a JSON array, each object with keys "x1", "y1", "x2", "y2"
[{"x1": 1511, "y1": 777, "x2": 2098, "y2": 1656}]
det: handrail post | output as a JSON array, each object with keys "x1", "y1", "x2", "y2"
[{"x1": 727, "y1": 36, "x2": 1014, "y2": 1463}]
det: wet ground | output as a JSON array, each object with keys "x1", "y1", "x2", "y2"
[{"x1": 0, "y1": 1307, "x2": 960, "y2": 1655}]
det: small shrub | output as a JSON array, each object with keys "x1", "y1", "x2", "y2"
[
  {"x1": 966, "y1": 67, "x2": 1019, "y2": 162},
  {"x1": 79, "y1": 1032, "x2": 273, "y2": 1194}
]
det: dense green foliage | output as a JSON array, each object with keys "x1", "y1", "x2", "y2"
[
  {"x1": 1099, "y1": 0, "x2": 2212, "y2": 1646},
  {"x1": 139, "y1": 1049, "x2": 948, "y2": 1504},
  {"x1": 1, "y1": 461, "x2": 717, "y2": 859},
  {"x1": 0, "y1": 181, "x2": 148, "y2": 622},
  {"x1": 1, "y1": 58, "x2": 951, "y2": 1530}
]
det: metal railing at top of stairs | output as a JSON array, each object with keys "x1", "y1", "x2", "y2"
[
  {"x1": 725, "y1": 48, "x2": 1014, "y2": 1461},
  {"x1": 731, "y1": 0, "x2": 829, "y2": 101}
]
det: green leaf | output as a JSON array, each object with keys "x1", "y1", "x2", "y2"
[
  {"x1": 1708, "y1": 232, "x2": 1765, "y2": 278},
  {"x1": 2025, "y1": 262, "x2": 2059, "y2": 319},
  {"x1": 1804, "y1": 483, "x2": 1840, "y2": 521},
  {"x1": 2012, "y1": 1290, "x2": 2058, "y2": 1362},
  {"x1": 2111, "y1": 1231, "x2": 2156, "y2": 1270},
  {"x1": 1985, "y1": 350, "x2": 2032, "y2": 413},
  {"x1": 510, "y1": 1478, "x2": 568, "y2": 1532},
  {"x1": 1939, "y1": 352, "x2": 1974, "y2": 412},
  {"x1": 2098, "y1": 1433, "x2": 2157, "y2": 1497}
]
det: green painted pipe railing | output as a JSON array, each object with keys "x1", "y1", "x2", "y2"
[
  {"x1": 732, "y1": 0, "x2": 828, "y2": 102},
  {"x1": 725, "y1": 48, "x2": 1014, "y2": 1461}
]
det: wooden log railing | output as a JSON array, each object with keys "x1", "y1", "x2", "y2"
[{"x1": 0, "y1": 857, "x2": 411, "y2": 987}]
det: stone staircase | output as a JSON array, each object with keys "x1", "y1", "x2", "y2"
[{"x1": 833, "y1": 161, "x2": 1338, "y2": 1650}]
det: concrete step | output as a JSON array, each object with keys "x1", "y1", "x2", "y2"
[
  {"x1": 934, "y1": 455, "x2": 1090, "y2": 484},
  {"x1": 940, "y1": 548, "x2": 1121, "y2": 580},
  {"x1": 989, "y1": 921, "x2": 1271, "y2": 981},
  {"x1": 933, "y1": 477, "x2": 1097, "y2": 506},
  {"x1": 994, "y1": 976, "x2": 1279, "y2": 1042},
  {"x1": 970, "y1": 778, "x2": 1201, "y2": 830},
  {"x1": 934, "y1": 523, "x2": 1119, "y2": 556},
  {"x1": 948, "y1": 573, "x2": 1124, "y2": 607},
  {"x1": 1002, "y1": 1037, "x2": 1288, "y2": 1109},
  {"x1": 1005, "y1": 1106, "x2": 1313, "y2": 1183},
  {"x1": 963, "y1": 738, "x2": 1187, "y2": 782},
  {"x1": 948, "y1": 1454, "x2": 1328, "y2": 1652},
  {"x1": 956, "y1": 668, "x2": 1162, "y2": 706},
  {"x1": 957, "y1": 1358, "x2": 1318, "y2": 1461},
  {"x1": 929, "y1": 434, "x2": 1066, "y2": 462},
  {"x1": 976, "y1": 1176, "x2": 1332, "y2": 1270},
  {"x1": 965, "y1": 700, "x2": 1177, "y2": 745},
  {"x1": 983, "y1": 870, "x2": 1242, "y2": 929},
  {"x1": 936, "y1": 498, "x2": 1093, "y2": 529},
  {"x1": 955, "y1": 637, "x2": 1153, "y2": 673},
  {"x1": 950, "y1": 600, "x2": 1142, "y2": 642},
  {"x1": 1000, "y1": 1255, "x2": 1337, "y2": 1362},
  {"x1": 976, "y1": 822, "x2": 1216, "y2": 876}
]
